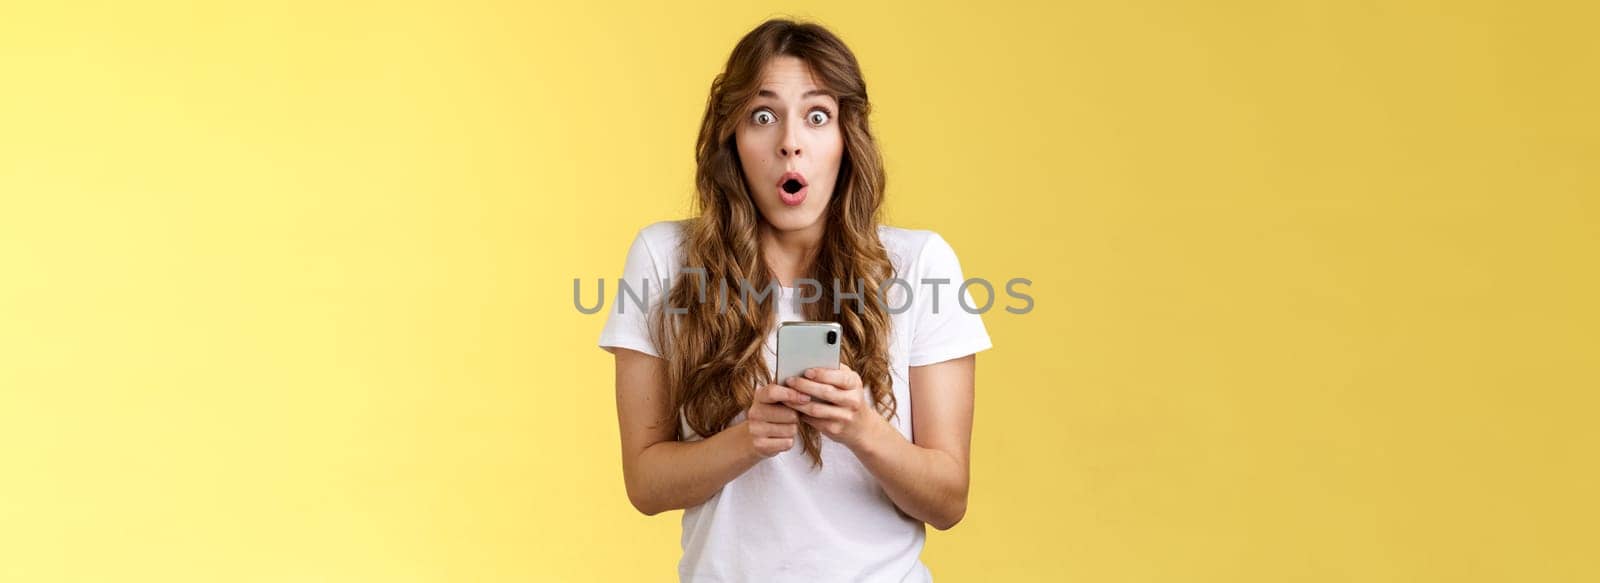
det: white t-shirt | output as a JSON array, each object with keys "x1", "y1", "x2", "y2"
[{"x1": 597, "y1": 219, "x2": 993, "y2": 583}]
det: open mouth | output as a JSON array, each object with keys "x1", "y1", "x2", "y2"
[{"x1": 777, "y1": 171, "x2": 808, "y2": 206}]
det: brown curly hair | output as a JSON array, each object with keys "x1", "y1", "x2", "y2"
[{"x1": 649, "y1": 18, "x2": 897, "y2": 468}]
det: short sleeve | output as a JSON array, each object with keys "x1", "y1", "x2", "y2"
[
  {"x1": 908, "y1": 232, "x2": 994, "y2": 366},
  {"x1": 597, "y1": 229, "x2": 663, "y2": 358}
]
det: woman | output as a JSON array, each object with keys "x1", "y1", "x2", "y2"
[{"x1": 598, "y1": 18, "x2": 992, "y2": 582}]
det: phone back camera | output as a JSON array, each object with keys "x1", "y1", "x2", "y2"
[{"x1": 826, "y1": 331, "x2": 838, "y2": 344}]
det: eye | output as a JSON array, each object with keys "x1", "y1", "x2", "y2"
[
  {"x1": 808, "y1": 108, "x2": 832, "y2": 126},
  {"x1": 751, "y1": 109, "x2": 777, "y2": 126}
]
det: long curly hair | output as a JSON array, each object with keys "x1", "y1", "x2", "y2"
[{"x1": 649, "y1": 18, "x2": 896, "y2": 468}]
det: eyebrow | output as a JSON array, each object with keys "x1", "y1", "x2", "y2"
[{"x1": 756, "y1": 89, "x2": 834, "y2": 100}]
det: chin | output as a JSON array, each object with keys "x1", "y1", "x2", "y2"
[{"x1": 759, "y1": 200, "x2": 827, "y2": 232}]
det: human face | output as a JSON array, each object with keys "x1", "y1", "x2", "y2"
[{"x1": 736, "y1": 56, "x2": 843, "y2": 234}]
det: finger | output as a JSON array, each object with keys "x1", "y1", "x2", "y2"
[
  {"x1": 787, "y1": 374, "x2": 848, "y2": 405},
  {"x1": 777, "y1": 383, "x2": 813, "y2": 405},
  {"x1": 757, "y1": 403, "x2": 798, "y2": 424},
  {"x1": 804, "y1": 366, "x2": 862, "y2": 391},
  {"x1": 751, "y1": 419, "x2": 797, "y2": 438},
  {"x1": 754, "y1": 436, "x2": 794, "y2": 452},
  {"x1": 757, "y1": 383, "x2": 809, "y2": 405},
  {"x1": 754, "y1": 384, "x2": 786, "y2": 404},
  {"x1": 799, "y1": 414, "x2": 846, "y2": 436},
  {"x1": 793, "y1": 400, "x2": 847, "y2": 421},
  {"x1": 767, "y1": 422, "x2": 797, "y2": 438}
]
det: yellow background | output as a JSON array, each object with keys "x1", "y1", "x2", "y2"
[{"x1": 3, "y1": 1, "x2": 1596, "y2": 581}]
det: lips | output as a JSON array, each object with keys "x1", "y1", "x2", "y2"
[{"x1": 777, "y1": 171, "x2": 809, "y2": 207}]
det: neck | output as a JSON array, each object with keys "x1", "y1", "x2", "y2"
[{"x1": 758, "y1": 220, "x2": 825, "y2": 288}]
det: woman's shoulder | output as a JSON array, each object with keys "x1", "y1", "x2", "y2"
[
  {"x1": 626, "y1": 219, "x2": 692, "y2": 262},
  {"x1": 615, "y1": 219, "x2": 691, "y2": 281},
  {"x1": 635, "y1": 218, "x2": 691, "y2": 248},
  {"x1": 875, "y1": 223, "x2": 937, "y2": 249},
  {"x1": 876, "y1": 224, "x2": 952, "y2": 278}
]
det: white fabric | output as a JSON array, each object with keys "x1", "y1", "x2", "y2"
[{"x1": 598, "y1": 219, "x2": 993, "y2": 582}]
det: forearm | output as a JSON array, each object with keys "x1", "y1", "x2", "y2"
[
  {"x1": 626, "y1": 420, "x2": 760, "y2": 515},
  {"x1": 852, "y1": 420, "x2": 969, "y2": 530}
]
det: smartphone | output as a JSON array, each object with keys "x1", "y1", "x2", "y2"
[{"x1": 775, "y1": 321, "x2": 842, "y2": 386}]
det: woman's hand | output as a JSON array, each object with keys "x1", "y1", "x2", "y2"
[
  {"x1": 783, "y1": 363, "x2": 890, "y2": 450},
  {"x1": 743, "y1": 383, "x2": 811, "y2": 459}
]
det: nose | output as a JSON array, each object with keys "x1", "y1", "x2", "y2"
[{"x1": 778, "y1": 120, "x2": 802, "y2": 158}]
